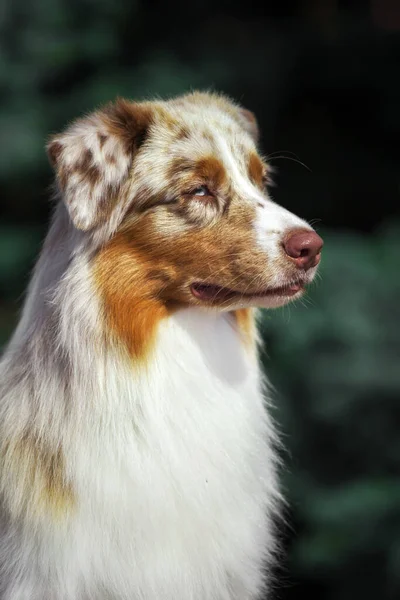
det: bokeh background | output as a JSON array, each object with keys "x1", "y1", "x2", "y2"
[{"x1": 1, "y1": 0, "x2": 399, "y2": 598}]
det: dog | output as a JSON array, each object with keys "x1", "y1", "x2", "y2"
[{"x1": 0, "y1": 91, "x2": 322, "y2": 599}]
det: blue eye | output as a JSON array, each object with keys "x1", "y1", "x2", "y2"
[{"x1": 192, "y1": 185, "x2": 211, "y2": 197}]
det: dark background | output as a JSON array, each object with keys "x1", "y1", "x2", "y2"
[{"x1": 1, "y1": 1, "x2": 399, "y2": 598}]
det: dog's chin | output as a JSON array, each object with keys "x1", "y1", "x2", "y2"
[{"x1": 190, "y1": 280, "x2": 306, "y2": 310}]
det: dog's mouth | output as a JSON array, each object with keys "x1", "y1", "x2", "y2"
[{"x1": 190, "y1": 280, "x2": 305, "y2": 303}]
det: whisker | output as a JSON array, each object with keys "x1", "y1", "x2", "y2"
[
  {"x1": 308, "y1": 218, "x2": 323, "y2": 227},
  {"x1": 265, "y1": 152, "x2": 312, "y2": 173},
  {"x1": 267, "y1": 156, "x2": 311, "y2": 172}
]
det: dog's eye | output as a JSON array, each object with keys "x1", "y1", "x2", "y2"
[{"x1": 192, "y1": 185, "x2": 212, "y2": 198}]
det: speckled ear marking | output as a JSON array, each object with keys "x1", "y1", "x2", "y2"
[{"x1": 47, "y1": 100, "x2": 153, "y2": 231}]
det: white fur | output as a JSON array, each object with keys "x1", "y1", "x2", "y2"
[{"x1": 0, "y1": 209, "x2": 280, "y2": 599}]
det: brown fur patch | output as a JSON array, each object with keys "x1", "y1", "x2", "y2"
[
  {"x1": 47, "y1": 140, "x2": 63, "y2": 168},
  {"x1": 248, "y1": 152, "x2": 265, "y2": 187},
  {"x1": 95, "y1": 232, "x2": 172, "y2": 362},
  {"x1": 1, "y1": 433, "x2": 74, "y2": 521},
  {"x1": 234, "y1": 309, "x2": 256, "y2": 348},
  {"x1": 167, "y1": 155, "x2": 228, "y2": 197},
  {"x1": 98, "y1": 132, "x2": 108, "y2": 148},
  {"x1": 75, "y1": 148, "x2": 101, "y2": 186},
  {"x1": 102, "y1": 98, "x2": 154, "y2": 155},
  {"x1": 195, "y1": 156, "x2": 227, "y2": 190},
  {"x1": 175, "y1": 126, "x2": 191, "y2": 141}
]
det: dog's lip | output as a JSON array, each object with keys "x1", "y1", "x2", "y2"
[{"x1": 190, "y1": 280, "x2": 305, "y2": 302}]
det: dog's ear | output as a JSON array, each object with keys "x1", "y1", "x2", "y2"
[
  {"x1": 238, "y1": 108, "x2": 259, "y2": 143},
  {"x1": 47, "y1": 99, "x2": 153, "y2": 231}
]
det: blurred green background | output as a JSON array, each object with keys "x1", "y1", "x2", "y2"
[{"x1": 0, "y1": 1, "x2": 399, "y2": 598}]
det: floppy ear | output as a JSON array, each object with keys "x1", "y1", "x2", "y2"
[
  {"x1": 238, "y1": 108, "x2": 259, "y2": 142},
  {"x1": 47, "y1": 99, "x2": 152, "y2": 231}
]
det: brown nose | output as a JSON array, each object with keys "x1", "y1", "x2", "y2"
[{"x1": 283, "y1": 229, "x2": 323, "y2": 270}]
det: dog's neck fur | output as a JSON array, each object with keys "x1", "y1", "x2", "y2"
[
  {"x1": 0, "y1": 206, "x2": 279, "y2": 599},
  {"x1": 7, "y1": 203, "x2": 258, "y2": 409}
]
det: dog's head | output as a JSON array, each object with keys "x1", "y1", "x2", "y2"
[{"x1": 48, "y1": 92, "x2": 322, "y2": 320}]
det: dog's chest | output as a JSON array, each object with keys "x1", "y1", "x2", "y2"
[{"x1": 69, "y1": 311, "x2": 273, "y2": 596}]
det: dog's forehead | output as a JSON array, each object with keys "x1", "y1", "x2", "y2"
[{"x1": 148, "y1": 104, "x2": 256, "y2": 174}]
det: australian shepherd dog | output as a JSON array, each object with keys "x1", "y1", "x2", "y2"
[{"x1": 0, "y1": 92, "x2": 322, "y2": 599}]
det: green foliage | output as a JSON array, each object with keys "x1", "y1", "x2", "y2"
[
  {"x1": 259, "y1": 224, "x2": 400, "y2": 598},
  {"x1": 0, "y1": 0, "x2": 233, "y2": 182}
]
